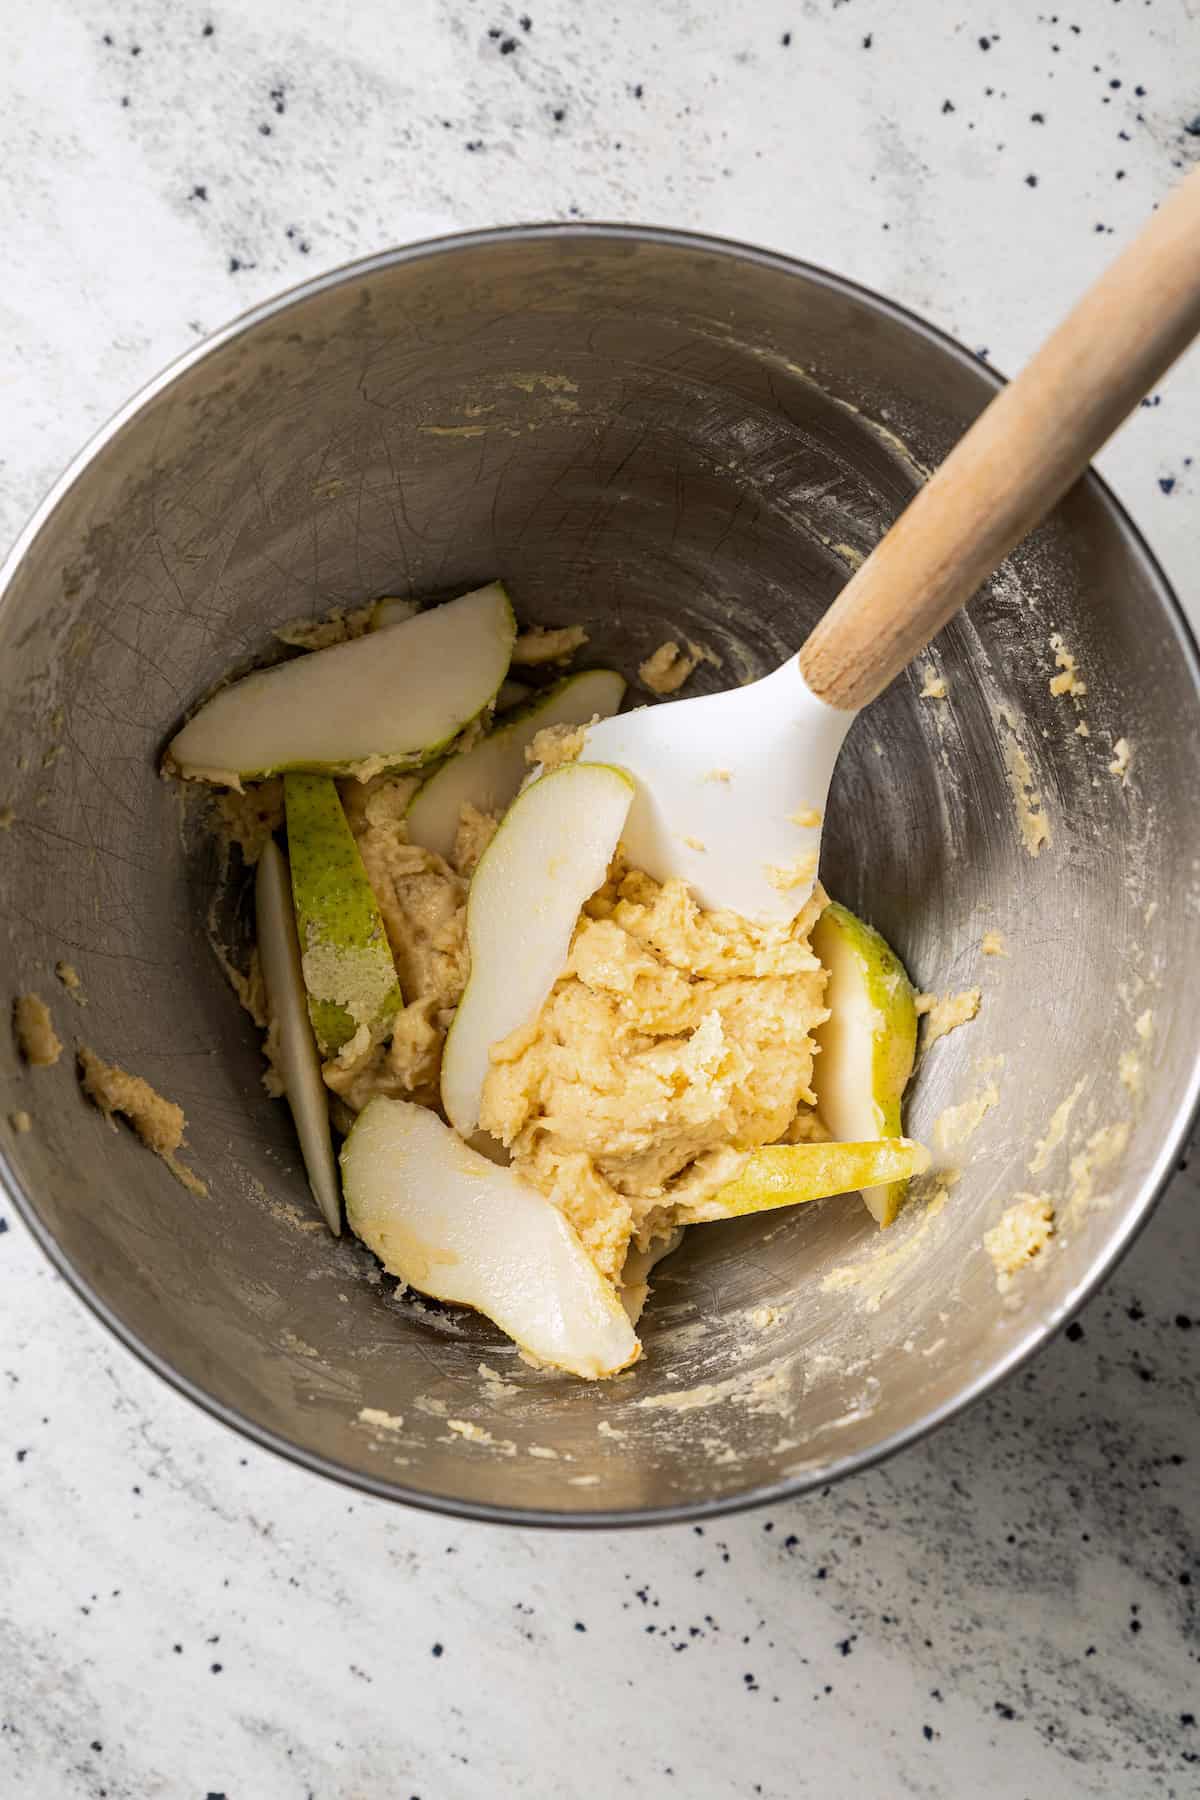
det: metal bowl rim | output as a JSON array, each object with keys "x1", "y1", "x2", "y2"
[{"x1": 3, "y1": 219, "x2": 1198, "y2": 1529}]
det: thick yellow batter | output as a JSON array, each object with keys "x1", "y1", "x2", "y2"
[{"x1": 318, "y1": 774, "x2": 830, "y2": 1291}]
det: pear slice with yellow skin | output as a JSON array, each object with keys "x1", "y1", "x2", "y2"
[
  {"x1": 284, "y1": 773, "x2": 401, "y2": 1057},
  {"x1": 407, "y1": 669, "x2": 626, "y2": 861},
  {"x1": 677, "y1": 1139, "x2": 930, "y2": 1223},
  {"x1": 342, "y1": 1097, "x2": 640, "y2": 1379},
  {"x1": 441, "y1": 761, "x2": 634, "y2": 1139},
  {"x1": 254, "y1": 838, "x2": 342, "y2": 1234},
  {"x1": 810, "y1": 901, "x2": 918, "y2": 1227},
  {"x1": 168, "y1": 582, "x2": 515, "y2": 782}
]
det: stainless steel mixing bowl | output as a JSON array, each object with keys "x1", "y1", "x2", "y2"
[{"x1": 3, "y1": 226, "x2": 1199, "y2": 1526}]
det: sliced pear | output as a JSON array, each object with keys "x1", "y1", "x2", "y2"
[
  {"x1": 368, "y1": 596, "x2": 421, "y2": 630},
  {"x1": 620, "y1": 1227, "x2": 684, "y2": 1324},
  {"x1": 367, "y1": 598, "x2": 527, "y2": 683},
  {"x1": 342, "y1": 1097, "x2": 639, "y2": 1378},
  {"x1": 407, "y1": 670, "x2": 627, "y2": 859},
  {"x1": 810, "y1": 901, "x2": 918, "y2": 1227},
  {"x1": 441, "y1": 762, "x2": 634, "y2": 1138},
  {"x1": 254, "y1": 839, "x2": 342, "y2": 1234},
  {"x1": 168, "y1": 582, "x2": 515, "y2": 783},
  {"x1": 284, "y1": 773, "x2": 402, "y2": 1057},
  {"x1": 677, "y1": 1139, "x2": 930, "y2": 1223},
  {"x1": 496, "y1": 678, "x2": 532, "y2": 712}
]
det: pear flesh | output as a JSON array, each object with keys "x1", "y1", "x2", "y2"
[
  {"x1": 678, "y1": 1139, "x2": 930, "y2": 1223},
  {"x1": 342, "y1": 1098, "x2": 640, "y2": 1379},
  {"x1": 407, "y1": 669, "x2": 627, "y2": 860},
  {"x1": 810, "y1": 902, "x2": 919, "y2": 1227},
  {"x1": 254, "y1": 839, "x2": 342, "y2": 1234},
  {"x1": 441, "y1": 762, "x2": 634, "y2": 1139},
  {"x1": 495, "y1": 678, "x2": 533, "y2": 712},
  {"x1": 168, "y1": 582, "x2": 515, "y2": 782},
  {"x1": 367, "y1": 597, "x2": 525, "y2": 707},
  {"x1": 285, "y1": 773, "x2": 402, "y2": 1057},
  {"x1": 368, "y1": 596, "x2": 421, "y2": 631}
]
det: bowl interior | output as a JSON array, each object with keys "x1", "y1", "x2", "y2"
[{"x1": 2, "y1": 230, "x2": 1198, "y2": 1522}]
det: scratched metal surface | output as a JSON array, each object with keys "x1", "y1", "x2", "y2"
[{"x1": 2, "y1": 229, "x2": 1198, "y2": 1521}]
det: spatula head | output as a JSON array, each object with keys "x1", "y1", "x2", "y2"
[{"x1": 578, "y1": 658, "x2": 855, "y2": 922}]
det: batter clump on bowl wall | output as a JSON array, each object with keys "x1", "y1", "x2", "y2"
[{"x1": 161, "y1": 584, "x2": 929, "y2": 1379}]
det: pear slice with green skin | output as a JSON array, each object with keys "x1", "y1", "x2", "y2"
[
  {"x1": 367, "y1": 595, "x2": 526, "y2": 699},
  {"x1": 441, "y1": 761, "x2": 634, "y2": 1139},
  {"x1": 342, "y1": 1097, "x2": 640, "y2": 1379},
  {"x1": 810, "y1": 901, "x2": 919, "y2": 1227},
  {"x1": 407, "y1": 669, "x2": 627, "y2": 860},
  {"x1": 254, "y1": 839, "x2": 342, "y2": 1235},
  {"x1": 367, "y1": 594, "x2": 528, "y2": 718},
  {"x1": 677, "y1": 1139, "x2": 930, "y2": 1223},
  {"x1": 168, "y1": 582, "x2": 515, "y2": 784},
  {"x1": 284, "y1": 773, "x2": 402, "y2": 1057}
]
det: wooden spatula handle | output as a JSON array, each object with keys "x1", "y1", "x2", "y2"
[{"x1": 799, "y1": 166, "x2": 1200, "y2": 713}]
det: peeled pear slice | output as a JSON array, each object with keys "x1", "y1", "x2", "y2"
[
  {"x1": 441, "y1": 762, "x2": 634, "y2": 1138},
  {"x1": 342, "y1": 1098, "x2": 639, "y2": 1378},
  {"x1": 407, "y1": 669, "x2": 627, "y2": 859},
  {"x1": 254, "y1": 839, "x2": 341, "y2": 1234},
  {"x1": 677, "y1": 1139, "x2": 930, "y2": 1223},
  {"x1": 168, "y1": 582, "x2": 515, "y2": 783},
  {"x1": 285, "y1": 773, "x2": 402, "y2": 1057},
  {"x1": 810, "y1": 901, "x2": 918, "y2": 1227}
]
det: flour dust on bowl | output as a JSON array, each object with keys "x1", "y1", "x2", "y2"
[{"x1": 1, "y1": 227, "x2": 1198, "y2": 1525}]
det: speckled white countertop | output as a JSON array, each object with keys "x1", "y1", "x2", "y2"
[{"x1": 2, "y1": 3, "x2": 1198, "y2": 1795}]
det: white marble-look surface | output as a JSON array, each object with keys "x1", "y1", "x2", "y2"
[{"x1": 2, "y1": 2, "x2": 1198, "y2": 1795}]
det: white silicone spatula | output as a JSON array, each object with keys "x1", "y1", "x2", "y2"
[{"x1": 580, "y1": 167, "x2": 1200, "y2": 921}]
